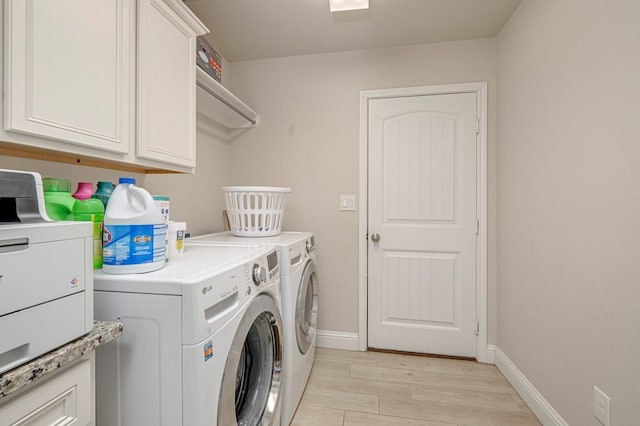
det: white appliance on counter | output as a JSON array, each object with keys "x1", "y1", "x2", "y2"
[
  {"x1": 187, "y1": 231, "x2": 319, "y2": 425},
  {"x1": 0, "y1": 169, "x2": 93, "y2": 375},
  {"x1": 94, "y1": 244, "x2": 283, "y2": 426}
]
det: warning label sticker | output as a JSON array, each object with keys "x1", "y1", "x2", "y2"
[{"x1": 204, "y1": 341, "x2": 213, "y2": 361}]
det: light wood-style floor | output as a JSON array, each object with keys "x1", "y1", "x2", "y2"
[{"x1": 290, "y1": 348, "x2": 541, "y2": 426}]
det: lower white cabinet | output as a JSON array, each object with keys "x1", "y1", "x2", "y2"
[{"x1": 0, "y1": 358, "x2": 93, "y2": 426}]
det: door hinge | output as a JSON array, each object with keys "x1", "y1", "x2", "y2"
[
  {"x1": 475, "y1": 117, "x2": 480, "y2": 134},
  {"x1": 475, "y1": 319, "x2": 480, "y2": 336},
  {"x1": 476, "y1": 219, "x2": 480, "y2": 235}
]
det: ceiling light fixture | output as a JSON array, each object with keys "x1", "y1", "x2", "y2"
[{"x1": 329, "y1": 0, "x2": 369, "y2": 12}]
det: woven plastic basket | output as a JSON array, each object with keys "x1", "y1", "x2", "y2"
[{"x1": 222, "y1": 186, "x2": 291, "y2": 237}]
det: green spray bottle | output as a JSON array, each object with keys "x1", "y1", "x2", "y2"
[{"x1": 72, "y1": 182, "x2": 105, "y2": 269}]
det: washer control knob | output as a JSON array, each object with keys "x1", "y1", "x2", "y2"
[
  {"x1": 252, "y1": 264, "x2": 266, "y2": 285},
  {"x1": 306, "y1": 239, "x2": 315, "y2": 254}
]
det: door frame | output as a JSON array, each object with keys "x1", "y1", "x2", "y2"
[{"x1": 358, "y1": 82, "x2": 489, "y2": 362}]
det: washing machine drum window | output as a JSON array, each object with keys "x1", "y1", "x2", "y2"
[
  {"x1": 219, "y1": 295, "x2": 283, "y2": 426},
  {"x1": 296, "y1": 261, "x2": 319, "y2": 354}
]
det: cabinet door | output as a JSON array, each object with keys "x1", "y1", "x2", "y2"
[
  {"x1": 137, "y1": 0, "x2": 201, "y2": 168},
  {"x1": 4, "y1": 0, "x2": 134, "y2": 153},
  {"x1": 0, "y1": 359, "x2": 92, "y2": 426}
]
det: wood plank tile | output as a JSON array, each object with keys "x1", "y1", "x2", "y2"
[
  {"x1": 315, "y1": 348, "x2": 379, "y2": 365},
  {"x1": 300, "y1": 388, "x2": 379, "y2": 414},
  {"x1": 350, "y1": 364, "x2": 516, "y2": 394},
  {"x1": 295, "y1": 349, "x2": 540, "y2": 426},
  {"x1": 379, "y1": 397, "x2": 496, "y2": 426},
  {"x1": 290, "y1": 405, "x2": 345, "y2": 426},
  {"x1": 373, "y1": 352, "x2": 502, "y2": 379},
  {"x1": 484, "y1": 410, "x2": 541, "y2": 426},
  {"x1": 344, "y1": 410, "x2": 456, "y2": 426},
  {"x1": 459, "y1": 363, "x2": 504, "y2": 379},
  {"x1": 308, "y1": 372, "x2": 412, "y2": 398},
  {"x1": 311, "y1": 358, "x2": 352, "y2": 377},
  {"x1": 410, "y1": 385, "x2": 524, "y2": 411},
  {"x1": 380, "y1": 356, "x2": 466, "y2": 375}
]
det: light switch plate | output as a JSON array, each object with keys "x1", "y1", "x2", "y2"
[{"x1": 340, "y1": 195, "x2": 356, "y2": 211}]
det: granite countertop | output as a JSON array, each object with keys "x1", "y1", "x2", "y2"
[{"x1": 0, "y1": 320, "x2": 123, "y2": 400}]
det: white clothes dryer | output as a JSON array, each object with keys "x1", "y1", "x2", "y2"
[
  {"x1": 187, "y1": 231, "x2": 319, "y2": 426},
  {"x1": 94, "y1": 244, "x2": 283, "y2": 426}
]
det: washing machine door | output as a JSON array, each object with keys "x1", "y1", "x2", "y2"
[
  {"x1": 218, "y1": 294, "x2": 283, "y2": 426},
  {"x1": 296, "y1": 260, "x2": 319, "y2": 354}
]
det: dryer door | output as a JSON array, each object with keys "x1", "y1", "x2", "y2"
[
  {"x1": 218, "y1": 294, "x2": 283, "y2": 426},
  {"x1": 295, "y1": 261, "x2": 319, "y2": 354}
]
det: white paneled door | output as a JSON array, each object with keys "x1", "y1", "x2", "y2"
[{"x1": 368, "y1": 92, "x2": 478, "y2": 357}]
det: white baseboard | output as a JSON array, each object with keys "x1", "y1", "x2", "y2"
[
  {"x1": 494, "y1": 347, "x2": 568, "y2": 426},
  {"x1": 485, "y1": 344, "x2": 496, "y2": 364},
  {"x1": 316, "y1": 330, "x2": 360, "y2": 351}
]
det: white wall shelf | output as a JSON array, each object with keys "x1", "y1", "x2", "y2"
[{"x1": 196, "y1": 67, "x2": 259, "y2": 140}]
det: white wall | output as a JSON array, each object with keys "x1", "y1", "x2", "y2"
[
  {"x1": 0, "y1": 127, "x2": 231, "y2": 237},
  {"x1": 144, "y1": 129, "x2": 232, "y2": 236},
  {"x1": 226, "y1": 39, "x2": 498, "y2": 339},
  {"x1": 497, "y1": 0, "x2": 640, "y2": 424}
]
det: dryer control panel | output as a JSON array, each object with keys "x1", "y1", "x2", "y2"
[{"x1": 282, "y1": 238, "x2": 312, "y2": 276}]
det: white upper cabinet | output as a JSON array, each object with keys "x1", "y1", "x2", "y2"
[
  {"x1": 136, "y1": 0, "x2": 207, "y2": 168},
  {"x1": 2, "y1": 0, "x2": 207, "y2": 173},
  {"x1": 4, "y1": 0, "x2": 134, "y2": 153}
]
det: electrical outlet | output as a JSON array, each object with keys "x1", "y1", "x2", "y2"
[{"x1": 593, "y1": 386, "x2": 611, "y2": 426}]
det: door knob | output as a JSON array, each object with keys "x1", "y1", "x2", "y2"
[{"x1": 371, "y1": 233, "x2": 380, "y2": 243}]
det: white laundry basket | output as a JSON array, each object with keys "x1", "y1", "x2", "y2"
[{"x1": 222, "y1": 186, "x2": 291, "y2": 237}]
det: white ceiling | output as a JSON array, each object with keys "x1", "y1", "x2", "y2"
[{"x1": 185, "y1": 0, "x2": 522, "y2": 62}]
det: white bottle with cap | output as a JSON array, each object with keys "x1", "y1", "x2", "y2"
[
  {"x1": 102, "y1": 177, "x2": 167, "y2": 274},
  {"x1": 167, "y1": 221, "x2": 186, "y2": 259}
]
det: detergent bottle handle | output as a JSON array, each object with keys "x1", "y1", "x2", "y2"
[{"x1": 128, "y1": 185, "x2": 163, "y2": 222}]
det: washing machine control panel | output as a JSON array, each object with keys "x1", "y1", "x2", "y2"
[
  {"x1": 266, "y1": 250, "x2": 279, "y2": 281},
  {"x1": 181, "y1": 248, "x2": 280, "y2": 345},
  {"x1": 248, "y1": 249, "x2": 279, "y2": 289},
  {"x1": 252, "y1": 264, "x2": 267, "y2": 285}
]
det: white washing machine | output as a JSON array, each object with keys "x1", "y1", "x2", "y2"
[
  {"x1": 94, "y1": 244, "x2": 283, "y2": 426},
  {"x1": 187, "y1": 231, "x2": 319, "y2": 426}
]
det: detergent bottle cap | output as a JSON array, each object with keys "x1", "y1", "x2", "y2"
[
  {"x1": 72, "y1": 182, "x2": 94, "y2": 200},
  {"x1": 118, "y1": 177, "x2": 136, "y2": 185},
  {"x1": 42, "y1": 177, "x2": 71, "y2": 193}
]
